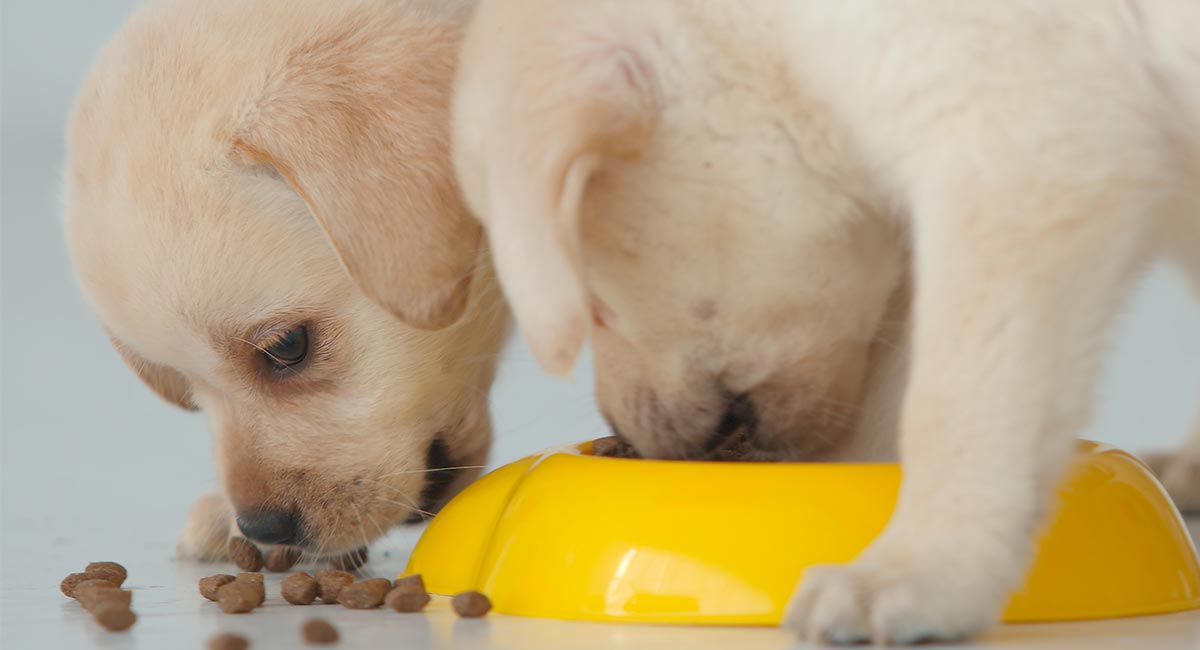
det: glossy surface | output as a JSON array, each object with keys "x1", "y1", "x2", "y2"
[{"x1": 408, "y1": 441, "x2": 1200, "y2": 625}]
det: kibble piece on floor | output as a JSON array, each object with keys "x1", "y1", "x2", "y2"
[
  {"x1": 91, "y1": 601, "x2": 137, "y2": 631},
  {"x1": 217, "y1": 582, "x2": 259, "y2": 614},
  {"x1": 228, "y1": 537, "x2": 264, "y2": 572},
  {"x1": 199, "y1": 574, "x2": 237, "y2": 601},
  {"x1": 301, "y1": 618, "x2": 339, "y2": 644},
  {"x1": 61, "y1": 572, "x2": 95, "y2": 598},
  {"x1": 207, "y1": 632, "x2": 250, "y2": 650},
  {"x1": 76, "y1": 581, "x2": 132, "y2": 610},
  {"x1": 392, "y1": 574, "x2": 426, "y2": 592},
  {"x1": 84, "y1": 562, "x2": 128, "y2": 586},
  {"x1": 338, "y1": 578, "x2": 391, "y2": 609},
  {"x1": 281, "y1": 572, "x2": 319, "y2": 605},
  {"x1": 330, "y1": 547, "x2": 367, "y2": 572},
  {"x1": 264, "y1": 546, "x2": 301, "y2": 573},
  {"x1": 384, "y1": 585, "x2": 430, "y2": 613},
  {"x1": 314, "y1": 570, "x2": 354, "y2": 604},
  {"x1": 451, "y1": 591, "x2": 492, "y2": 618},
  {"x1": 235, "y1": 573, "x2": 266, "y2": 606}
]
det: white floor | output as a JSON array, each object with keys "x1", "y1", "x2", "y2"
[{"x1": 3, "y1": 512, "x2": 1198, "y2": 650}]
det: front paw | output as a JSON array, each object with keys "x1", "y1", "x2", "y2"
[
  {"x1": 1143, "y1": 451, "x2": 1200, "y2": 514},
  {"x1": 783, "y1": 546, "x2": 1013, "y2": 645},
  {"x1": 176, "y1": 491, "x2": 236, "y2": 561}
]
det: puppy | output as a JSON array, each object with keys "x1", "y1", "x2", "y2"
[
  {"x1": 64, "y1": 0, "x2": 508, "y2": 562},
  {"x1": 454, "y1": 0, "x2": 1200, "y2": 643}
]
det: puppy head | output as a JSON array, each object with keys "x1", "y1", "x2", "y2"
[
  {"x1": 65, "y1": 0, "x2": 507, "y2": 554},
  {"x1": 455, "y1": 2, "x2": 905, "y2": 460}
]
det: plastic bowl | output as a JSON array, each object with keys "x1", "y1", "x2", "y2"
[{"x1": 405, "y1": 440, "x2": 1200, "y2": 625}]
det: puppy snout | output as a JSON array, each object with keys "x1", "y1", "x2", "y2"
[
  {"x1": 236, "y1": 508, "x2": 303, "y2": 546},
  {"x1": 705, "y1": 393, "x2": 756, "y2": 453}
]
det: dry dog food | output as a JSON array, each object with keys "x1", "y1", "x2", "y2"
[
  {"x1": 207, "y1": 632, "x2": 250, "y2": 650},
  {"x1": 451, "y1": 591, "x2": 492, "y2": 618},
  {"x1": 314, "y1": 570, "x2": 354, "y2": 604},
  {"x1": 331, "y1": 547, "x2": 367, "y2": 572},
  {"x1": 265, "y1": 546, "x2": 301, "y2": 573},
  {"x1": 60, "y1": 561, "x2": 137, "y2": 632},
  {"x1": 199, "y1": 575, "x2": 237, "y2": 601},
  {"x1": 91, "y1": 600, "x2": 137, "y2": 631},
  {"x1": 84, "y1": 562, "x2": 127, "y2": 586},
  {"x1": 590, "y1": 436, "x2": 640, "y2": 458},
  {"x1": 75, "y1": 580, "x2": 132, "y2": 610},
  {"x1": 338, "y1": 578, "x2": 391, "y2": 609},
  {"x1": 301, "y1": 618, "x2": 339, "y2": 644},
  {"x1": 216, "y1": 581, "x2": 259, "y2": 614},
  {"x1": 384, "y1": 574, "x2": 430, "y2": 613},
  {"x1": 60, "y1": 560, "x2": 127, "y2": 597},
  {"x1": 228, "y1": 537, "x2": 264, "y2": 572},
  {"x1": 281, "y1": 572, "x2": 319, "y2": 605},
  {"x1": 237, "y1": 572, "x2": 266, "y2": 606}
]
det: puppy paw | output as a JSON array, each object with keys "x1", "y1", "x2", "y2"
[
  {"x1": 1143, "y1": 451, "x2": 1200, "y2": 514},
  {"x1": 176, "y1": 491, "x2": 237, "y2": 561},
  {"x1": 783, "y1": 548, "x2": 1009, "y2": 645}
]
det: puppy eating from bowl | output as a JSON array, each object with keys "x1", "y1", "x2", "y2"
[
  {"x1": 63, "y1": 0, "x2": 508, "y2": 563},
  {"x1": 454, "y1": 0, "x2": 1200, "y2": 643}
]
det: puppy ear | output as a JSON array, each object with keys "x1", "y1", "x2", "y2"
[
  {"x1": 234, "y1": 21, "x2": 478, "y2": 330},
  {"x1": 457, "y1": 28, "x2": 658, "y2": 375},
  {"x1": 109, "y1": 334, "x2": 197, "y2": 411}
]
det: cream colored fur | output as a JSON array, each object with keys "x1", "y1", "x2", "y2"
[
  {"x1": 454, "y1": 0, "x2": 1200, "y2": 643},
  {"x1": 65, "y1": 0, "x2": 509, "y2": 561}
]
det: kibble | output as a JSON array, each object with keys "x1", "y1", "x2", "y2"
[
  {"x1": 216, "y1": 581, "x2": 259, "y2": 614},
  {"x1": 265, "y1": 546, "x2": 301, "y2": 573},
  {"x1": 331, "y1": 547, "x2": 367, "y2": 572},
  {"x1": 314, "y1": 570, "x2": 354, "y2": 604},
  {"x1": 61, "y1": 572, "x2": 97, "y2": 598},
  {"x1": 591, "y1": 436, "x2": 640, "y2": 458},
  {"x1": 207, "y1": 632, "x2": 250, "y2": 650},
  {"x1": 76, "y1": 580, "x2": 132, "y2": 610},
  {"x1": 301, "y1": 618, "x2": 339, "y2": 644},
  {"x1": 91, "y1": 600, "x2": 137, "y2": 631},
  {"x1": 85, "y1": 561, "x2": 128, "y2": 586},
  {"x1": 236, "y1": 572, "x2": 266, "y2": 606},
  {"x1": 451, "y1": 590, "x2": 492, "y2": 618},
  {"x1": 338, "y1": 578, "x2": 391, "y2": 609},
  {"x1": 281, "y1": 572, "x2": 319, "y2": 605},
  {"x1": 384, "y1": 585, "x2": 432, "y2": 618},
  {"x1": 199, "y1": 574, "x2": 237, "y2": 601},
  {"x1": 228, "y1": 537, "x2": 264, "y2": 572}
]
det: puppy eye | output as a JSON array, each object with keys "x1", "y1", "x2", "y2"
[{"x1": 264, "y1": 326, "x2": 308, "y2": 370}]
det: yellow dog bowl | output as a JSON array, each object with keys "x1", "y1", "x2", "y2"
[{"x1": 405, "y1": 440, "x2": 1200, "y2": 625}]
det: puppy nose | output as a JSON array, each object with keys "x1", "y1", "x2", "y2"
[
  {"x1": 236, "y1": 509, "x2": 302, "y2": 545},
  {"x1": 705, "y1": 393, "x2": 756, "y2": 453}
]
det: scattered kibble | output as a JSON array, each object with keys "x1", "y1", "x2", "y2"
[
  {"x1": 236, "y1": 572, "x2": 266, "y2": 606},
  {"x1": 207, "y1": 632, "x2": 250, "y2": 650},
  {"x1": 384, "y1": 580, "x2": 430, "y2": 613},
  {"x1": 338, "y1": 578, "x2": 391, "y2": 609},
  {"x1": 199, "y1": 574, "x2": 237, "y2": 601},
  {"x1": 91, "y1": 600, "x2": 137, "y2": 631},
  {"x1": 75, "y1": 580, "x2": 132, "y2": 610},
  {"x1": 314, "y1": 570, "x2": 354, "y2": 604},
  {"x1": 451, "y1": 590, "x2": 492, "y2": 618},
  {"x1": 228, "y1": 537, "x2": 264, "y2": 572},
  {"x1": 281, "y1": 572, "x2": 319, "y2": 605},
  {"x1": 265, "y1": 546, "x2": 301, "y2": 573},
  {"x1": 301, "y1": 618, "x2": 339, "y2": 644},
  {"x1": 84, "y1": 562, "x2": 127, "y2": 586},
  {"x1": 216, "y1": 581, "x2": 259, "y2": 614}
]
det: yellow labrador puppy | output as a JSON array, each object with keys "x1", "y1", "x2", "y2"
[
  {"x1": 454, "y1": 0, "x2": 1200, "y2": 643},
  {"x1": 65, "y1": 0, "x2": 508, "y2": 562}
]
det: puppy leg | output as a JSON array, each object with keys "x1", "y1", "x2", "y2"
[
  {"x1": 785, "y1": 176, "x2": 1154, "y2": 644},
  {"x1": 176, "y1": 491, "x2": 236, "y2": 561}
]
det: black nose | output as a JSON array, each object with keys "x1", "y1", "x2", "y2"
[
  {"x1": 236, "y1": 509, "x2": 302, "y2": 545},
  {"x1": 705, "y1": 393, "x2": 756, "y2": 453}
]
